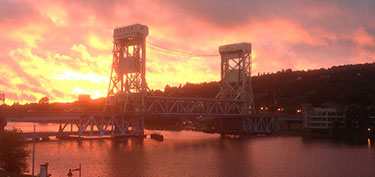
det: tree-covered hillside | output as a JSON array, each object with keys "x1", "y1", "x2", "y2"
[
  {"x1": 2, "y1": 63, "x2": 375, "y2": 115},
  {"x1": 153, "y1": 63, "x2": 375, "y2": 114}
]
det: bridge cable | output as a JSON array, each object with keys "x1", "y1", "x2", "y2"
[
  {"x1": 147, "y1": 42, "x2": 220, "y2": 57},
  {"x1": 147, "y1": 45, "x2": 193, "y2": 57}
]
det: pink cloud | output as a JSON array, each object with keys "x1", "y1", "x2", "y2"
[{"x1": 0, "y1": 0, "x2": 374, "y2": 104}]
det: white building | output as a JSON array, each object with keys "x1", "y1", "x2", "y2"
[{"x1": 302, "y1": 106, "x2": 346, "y2": 129}]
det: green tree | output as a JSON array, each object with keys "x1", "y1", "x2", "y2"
[{"x1": 0, "y1": 128, "x2": 30, "y2": 173}]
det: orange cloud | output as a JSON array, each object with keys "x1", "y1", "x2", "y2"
[
  {"x1": 0, "y1": 0, "x2": 374, "y2": 104},
  {"x1": 352, "y1": 27, "x2": 374, "y2": 46}
]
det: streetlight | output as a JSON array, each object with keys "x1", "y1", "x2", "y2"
[
  {"x1": 67, "y1": 164, "x2": 81, "y2": 177},
  {"x1": 67, "y1": 169, "x2": 73, "y2": 177}
]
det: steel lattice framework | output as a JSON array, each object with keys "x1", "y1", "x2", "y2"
[
  {"x1": 216, "y1": 43, "x2": 255, "y2": 115},
  {"x1": 243, "y1": 117, "x2": 280, "y2": 133},
  {"x1": 2, "y1": 24, "x2": 282, "y2": 139},
  {"x1": 3, "y1": 114, "x2": 284, "y2": 139},
  {"x1": 58, "y1": 115, "x2": 143, "y2": 137},
  {"x1": 204, "y1": 117, "x2": 280, "y2": 135},
  {"x1": 145, "y1": 96, "x2": 246, "y2": 116},
  {"x1": 104, "y1": 24, "x2": 148, "y2": 114},
  {"x1": 0, "y1": 25, "x2": 285, "y2": 139}
]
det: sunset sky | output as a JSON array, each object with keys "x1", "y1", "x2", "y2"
[{"x1": 0, "y1": 0, "x2": 374, "y2": 104}]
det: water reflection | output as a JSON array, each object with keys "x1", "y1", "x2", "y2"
[
  {"x1": 108, "y1": 138, "x2": 146, "y2": 177},
  {"x1": 5, "y1": 123, "x2": 375, "y2": 177},
  {"x1": 217, "y1": 138, "x2": 250, "y2": 177},
  {"x1": 368, "y1": 138, "x2": 374, "y2": 150}
]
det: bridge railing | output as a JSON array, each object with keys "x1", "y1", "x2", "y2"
[{"x1": 145, "y1": 96, "x2": 247, "y2": 117}]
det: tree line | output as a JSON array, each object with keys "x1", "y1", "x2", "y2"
[
  {"x1": 151, "y1": 62, "x2": 375, "y2": 114},
  {"x1": 1, "y1": 62, "x2": 375, "y2": 115}
]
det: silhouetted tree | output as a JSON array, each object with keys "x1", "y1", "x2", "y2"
[
  {"x1": 38, "y1": 96, "x2": 49, "y2": 104},
  {"x1": 0, "y1": 118, "x2": 6, "y2": 132},
  {"x1": 0, "y1": 128, "x2": 30, "y2": 173}
]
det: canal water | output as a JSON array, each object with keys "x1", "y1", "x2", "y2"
[{"x1": 5, "y1": 122, "x2": 375, "y2": 177}]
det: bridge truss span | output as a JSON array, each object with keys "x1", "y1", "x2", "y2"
[
  {"x1": 1, "y1": 24, "x2": 284, "y2": 139},
  {"x1": 243, "y1": 117, "x2": 280, "y2": 133},
  {"x1": 145, "y1": 96, "x2": 247, "y2": 117},
  {"x1": 205, "y1": 117, "x2": 281, "y2": 135},
  {"x1": 57, "y1": 114, "x2": 143, "y2": 137}
]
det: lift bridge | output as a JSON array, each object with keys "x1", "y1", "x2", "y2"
[{"x1": 3, "y1": 24, "x2": 282, "y2": 139}]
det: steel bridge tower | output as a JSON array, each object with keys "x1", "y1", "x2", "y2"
[
  {"x1": 216, "y1": 43, "x2": 256, "y2": 115},
  {"x1": 104, "y1": 24, "x2": 149, "y2": 114}
]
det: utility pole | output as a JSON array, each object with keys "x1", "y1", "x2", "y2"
[
  {"x1": 32, "y1": 125, "x2": 36, "y2": 177},
  {"x1": 68, "y1": 164, "x2": 82, "y2": 177}
]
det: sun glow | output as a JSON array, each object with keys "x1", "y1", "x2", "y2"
[
  {"x1": 88, "y1": 34, "x2": 111, "y2": 51},
  {"x1": 51, "y1": 71, "x2": 108, "y2": 84},
  {"x1": 72, "y1": 87, "x2": 106, "y2": 99}
]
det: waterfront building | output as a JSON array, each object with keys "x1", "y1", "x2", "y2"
[{"x1": 302, "y1": 105, "x2": 346, "y2": 130}]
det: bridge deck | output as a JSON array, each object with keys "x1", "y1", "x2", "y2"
[
  {"x1": 2, "y1": 113, "x2": 139, "y2": 122},
  {"x1": 22, "y1": 131, "x2": 143, "y2": 139},
  {"x1": 23, "y1": 131, "x2": 78, "y2": 139},
  {"x1": 2, "y1": 113, "x2": 301, "y2": 122}
]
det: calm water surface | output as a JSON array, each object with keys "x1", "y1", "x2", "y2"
[{"x1": 6, "y1": 122, "x2": 375, "y2": 177}]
